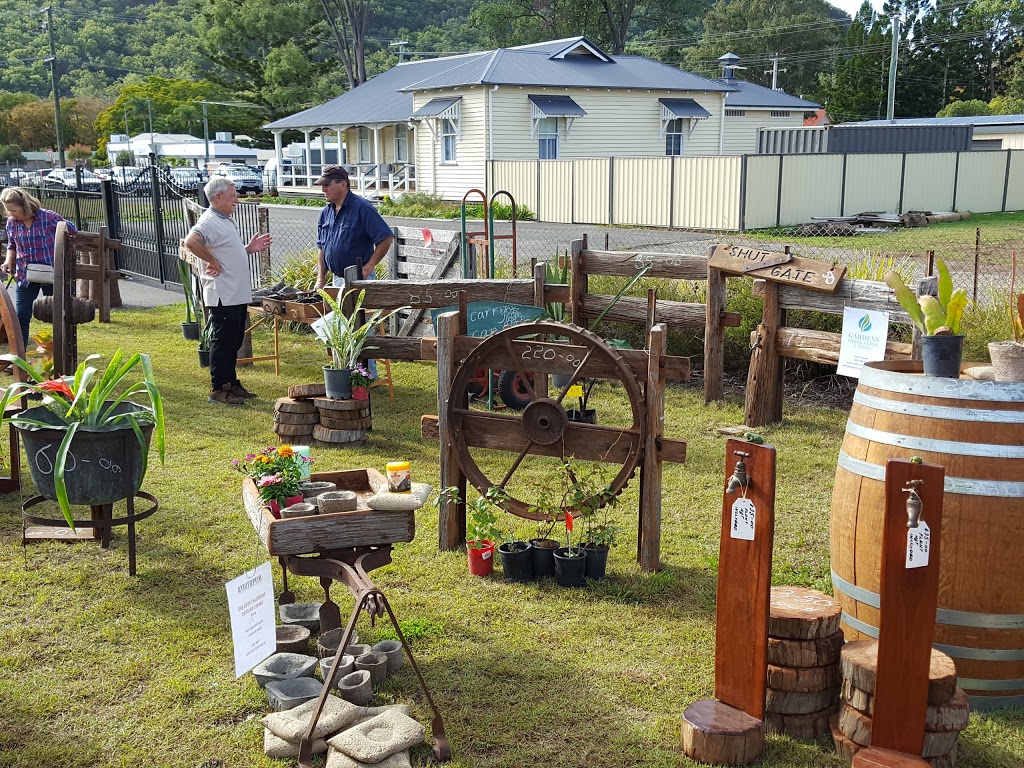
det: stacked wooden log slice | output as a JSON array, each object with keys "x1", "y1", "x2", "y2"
[
  {"x1": 273, "y1": 397, "x2": 318, "y2": 443},
  {"x1": 832, "y1": 640, "x2": 967, "y2": 767},
  {"x1": 681, "y1": 699, "x2": 764, "y2": 766},
  {"x1": 313, "y1": 397, "x2": 370, "y2": 447},
  {"x1": 764, "y1": 587, "x2": 844, "y2": 739}
]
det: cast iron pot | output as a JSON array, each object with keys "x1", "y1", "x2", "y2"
[
  {"x1": 553, "y1": 546, "x2": 587, "y2": 588},
  {"x1": 498, "y1": 541, "x2": 533, "y2": 582}
]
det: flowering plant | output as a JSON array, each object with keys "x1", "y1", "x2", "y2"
[
  {"x1": 349, "y1": 363, "x2": 375, "y2": 389},
  {"x1": 233, "y1": 444, "x2": 310, "y2": 506}
]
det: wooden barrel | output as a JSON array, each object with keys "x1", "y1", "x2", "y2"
[{"x1": 830, "y1": 360, "x2": 1024, "y2": 710}]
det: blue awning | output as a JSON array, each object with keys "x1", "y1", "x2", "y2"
[
  {"x1": 528, "y1": 95, "x2": 588, "y2": 118},
  {"x1": 659, "y1": 98, "x2": 711, "y2": 120},
  {"x1": 411, "y1": 97, "x2": 461, "y2": 118}
]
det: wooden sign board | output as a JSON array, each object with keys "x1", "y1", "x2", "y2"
[
  {"x1": 431, "y1": 301, "x2": 544, "y2": 338},
  {"x1": 709, "y1": 245, "x2": 846, "y2": 293}
]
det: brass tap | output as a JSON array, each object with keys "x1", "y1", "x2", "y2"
[
  {"x1": 903, "y1": 479, "x2": 924, "y2": 528},
  {"x1": 726, "y1": 451, "x2": 751, "y2": 495}
]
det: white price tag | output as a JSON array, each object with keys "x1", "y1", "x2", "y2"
[
  {"x1": 906, "y1": 521, "x2": 931, "y2": 569},
  {"x1": 730, "y1": 497, "x2": 756, "y2": 541}
]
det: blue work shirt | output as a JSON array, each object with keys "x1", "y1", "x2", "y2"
[{"x1": 316, "y1": 192, "x2": 392, "y2": 276}]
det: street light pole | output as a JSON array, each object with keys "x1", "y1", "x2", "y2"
[
  {"x1": 41, "y1": 6, "x2": 65, "y2": 168},
  {"x1": 202, "y1": 103, "x2": 210, "y2": 171}
]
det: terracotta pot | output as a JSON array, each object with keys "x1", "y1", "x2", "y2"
[{"x1": 467, "y1": 540, "x2": 495, "y2": 576}]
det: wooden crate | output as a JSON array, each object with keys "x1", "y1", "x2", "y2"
[
  {"x1": 285, "y1": 300, "x2": 325, "y2": 320},
  {"x1": 242, "y1": 468, "x2": 415, "y2": 555},
  {"x1": 260, "y1": 297, "x2": 286, "y2": 316}
]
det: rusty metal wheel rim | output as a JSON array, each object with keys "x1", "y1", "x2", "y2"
[{"x1": 446, "y1": 320, "x2": 645, "y2": 519}]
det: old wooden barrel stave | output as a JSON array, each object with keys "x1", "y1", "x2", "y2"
[{"x1": 831, "y1": 360, "x2": 1024, "y2": 710}]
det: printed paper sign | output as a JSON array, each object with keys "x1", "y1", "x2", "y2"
[
  {"x1": 730, "y1": 497, "x2": 756, "y2": 540},
  {"x1": 310, "y1": 312, "x2": 333, "y2": 345},
  {"x1": 906, "y1": 521, "x2": 931, "y2": 569},
  {"x1": 837, "y1": 307, "x2": 890, "y2": 378},
  {"x1": 225, "y1": 562, "x2": 277, "y2": 678}
]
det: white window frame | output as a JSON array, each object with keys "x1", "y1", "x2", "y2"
[
  {"x1": 357, "y1": 127, "x2": 371, "y2": 164},
  {"x1": 394, "y1": 128, "x2": 408, "y2": 163},
  {"x1": 665, "y1": 118, "x2": 684, "y2": 156},
  {"x1": 538, "y1": 117, "x2": 559, "y2": 159},
  {"x1": 441, "y1": 118, "x2": 457, "y2": 163}
]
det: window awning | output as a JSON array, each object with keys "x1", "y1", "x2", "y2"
[
  {"x1": 528, "y1": 95, "x2": 588, "y2": 118},
  {"x1": 411, "y1": 97, "x2": 461, "y2": 119},
  {"x1": 659, "y1": 98, "x2": 712, "y2": 120}
]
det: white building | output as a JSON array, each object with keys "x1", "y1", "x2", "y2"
[{"x1": 105, "y1": 132, "x2": 258, "y2": 169}]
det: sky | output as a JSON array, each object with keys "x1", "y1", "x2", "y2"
[{"x1": 830, "y1": 0, "x2": 883, "y2": 19}]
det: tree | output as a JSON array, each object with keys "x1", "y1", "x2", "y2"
[
  {"x1": 320, "y1": 0, "x2": 375, "y2": 88},
  {"x1": 819, "y1": 2, "x2": 888, "y2": 122},
  {"x1": 936, "y1": 99, "x2": 992, "y2": 116},
  {"x1": 0, "y1": 145, "x2": 26, "y2": 164},
  {"x1": 115, "y1": 150, "x2": 136, "y2": 166}
]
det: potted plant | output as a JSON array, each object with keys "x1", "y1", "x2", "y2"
[
  {"x1": 315, "y1": 289, "x2": 407, "y2": 400},
  {"x1": 197, "y1": 319, "x2": 213, "y2": 368},
  {"x1": 528, "y1": 489, "x2": 561, "y2": 579},
  {"x1": 988, "y1": 253, "x2": 1024, "y2": 382},
  {"x1": 177, "y1": 260, "x2": 200, "y2": 341},
  {"x1": 433, "y1": 485, "x2": 505, "y2": 576},
  {"x1": 552, "y1": 506, "x2": 587, "y2": 588},
  {"x1": 233, "y1": 444, "x2": 309, "y2": 518},
  {"x1": 0, "y1": 350, "x2": 165, "y2": 531},
  {"x1": 885, "y1": 259, "x2": 968, "y2": 378},
  {"x1": 497, "y1": 517, "x2": 533, "y2": 583},
  {"x1": 562, "y1": 458, "x2": 621, "y2": 580},
  {"x1": 350, "y1": 363, "x2": 375, "y2": 400}
]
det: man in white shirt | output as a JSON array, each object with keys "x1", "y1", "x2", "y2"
[{"x1": 184, "y1": 176, "x2": 272, "y2": 405}]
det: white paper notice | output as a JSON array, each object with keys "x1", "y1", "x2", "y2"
[
  {"x1": 225, "y1": 562, "x2": 277, "y2": 678},
  {"x1": 730, "y1": 497, "x2": 756, "y2": 540},
  {"x1": 906, "y1": 521, "x2": 931, "y2": 569},
  {"x1": 310, "y1": 312, "x2": 333, "y2": 344},
  {"x1": 837, "y1": 307, "x2": 890, "y2": 378}
]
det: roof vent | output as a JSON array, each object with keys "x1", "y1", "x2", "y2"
[{"x1": 717, "y1": 52, "x2": 745, "y2": 82}]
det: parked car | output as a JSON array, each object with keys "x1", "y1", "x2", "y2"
[
  {"x1": 43, "y1": 168, "x2": 102, "y2": 192},
  {"x1": 6, "y1": 168, "x2": 29, "y2": 185},
  {"x1": 168, "y1": 167, "x2": 207, "y2": 191},
  {"x1": 110, "y1": 166, "x2": 151, "y2": 194},
  {"x1": 214, "y1": 165, "x2": 263, "y2": 195}
]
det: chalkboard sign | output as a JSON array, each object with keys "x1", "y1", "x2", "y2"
[{"x1": 431, "y1": 301, "x2": 545, "y2": 338}]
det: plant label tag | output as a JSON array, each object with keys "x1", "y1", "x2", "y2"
[
  {"x1": 566, "y1": 384, "x2": 584, "y2": 399},
  {"x1": 225, "y1": 561, "x2": 276, "y2": 678},
  {"x1": 906, "y1": 521, "x2": 931, "y2": 569},
  {"x1": 482, "y1": 549, "x2": 492, "y2": 560},
  {"x1": 730, "y1": 498, "x2": 756, "y2": 540}
]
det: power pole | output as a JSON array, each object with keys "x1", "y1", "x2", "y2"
[
  {"x1": 389, "y1": 40, "x2": 408, "y2": 64},
  {"x1": 886, "y1": 14, "x2": 900, "y2": 120},
  {"x1": 764, "y1": 54, "x2": 787, "y2": 91},
  {"x1": 41, "y1": 6, "x2": 65, "y2": 168}
]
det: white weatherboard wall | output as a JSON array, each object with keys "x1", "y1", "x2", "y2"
[
  {"x1": 414, "y1": 87, "x2": 487, "y2": 201},
  {"x1": 722, "y1": 110, "x2": 805, "y2": 154}
]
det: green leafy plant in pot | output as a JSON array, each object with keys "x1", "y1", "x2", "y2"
[
  {"x1": 315, "y1": 288, "x2": 407, "y2": 399},
  {"x1": 197, "y1": 318, "x2": 213, "y2": 368},
  {"x1": 988, "y1": 253, "x2": 1024, "y2": 382},
  {"x1": 528, "y1": 487, "x2": 561, "y2": 579},
  {"x1": 552, "y1": 498, "x2": 587, "y2": 588},
  {"x1": 0, "y1": 350, "x2": 165, "y2": 530},
  {"x1": 885, "y1": 259, "x2": 968, "y2": 378},
  {"x1": 562, "y1": 458, "x2": 621, "y2": 580},
  {"x1": 433, "y1": 485, "x2": 505, "y2": 576},
  {"x1": 177, "y1": 260, "x2": 201, "y2": 340}
]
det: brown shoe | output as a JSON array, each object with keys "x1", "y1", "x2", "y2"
[
  {"x1": 209, "y1": 384, "x2": 245, "y2": 406},
  {"x1": 230, "y1": 383, "x2": 257, "y2": 399}
]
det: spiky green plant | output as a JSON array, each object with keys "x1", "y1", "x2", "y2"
[
  {"x1": 885, "y1": 259, "x2": 968, "y2": 335},
  {"x1": 316, "y1": 289, "x2": 409, "y2": 369}
]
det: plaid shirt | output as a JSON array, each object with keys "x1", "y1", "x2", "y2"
[{"x1": 5, "y1": 208, "x2": 77, "y2": 287}]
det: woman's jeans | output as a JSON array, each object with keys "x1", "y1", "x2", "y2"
[{"x1": 14, "y1": 281, "x2": 53, "y2": 350}]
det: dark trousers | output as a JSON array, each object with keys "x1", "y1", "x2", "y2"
[
  {"x1": 14, "y1": 282, "x2": 53, "y2": 350},
  {"x1": 209, "y1": 302, "x2": 247, "y2": 391}
]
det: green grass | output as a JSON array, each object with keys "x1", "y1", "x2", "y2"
[{"x1": 0, "y1": 305, "x2": 1022, "y2": 767}]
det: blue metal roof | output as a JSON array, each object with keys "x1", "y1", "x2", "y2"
[
  {"x1": 411, "y1": 96, "x2": 462, "y2": 117},
  {"x1": 660, "y1": 98, "x2": 712, "y2": 119},
  {"x1": 855, "y1": 114, "x2": 1024, "y2": 129},
  {"x1": 529, "y1": 95, "x2": 587, "y2": 117},
  {"x1": 720, "y1": 79, "x2": 820, "y2": 110}
]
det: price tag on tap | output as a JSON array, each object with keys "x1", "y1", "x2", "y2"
[
  {"x1": 906, "y1": 521, "x2": 931, "y2": 569},
  {"x1": 730, "y1": 497, "x2": 756, "y2": 540}
]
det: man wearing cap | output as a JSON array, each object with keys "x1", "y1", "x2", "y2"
[{"x1": 313, "y1": 165, "x2": 393, "y2": 289}]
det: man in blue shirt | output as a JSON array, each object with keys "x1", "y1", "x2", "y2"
[{"x1": 313, "y1": 165, "x2": 393, "y2": 290}]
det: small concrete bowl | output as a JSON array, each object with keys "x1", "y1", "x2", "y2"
[
  {"x1": 372, "y1": 640, "x2": 404, "y2": 675},
  {"x1": 265, "y1": 677, "x2": 323, "y2": 711},
  {"x1": 279, "y1": 602, "x2": 321, "y2": 632},
  {"x1": 252, "y1": 652, "x2": 318, "y2": 688},
  {"x1": 336, "y1": 669, "x2": 373, "y2": 706},
  {"x1": 318, "y1": 490, "x2": 358, "y2": 515},
  {"x1": 276, "y1": 624, "x2": 311, "y2": 655},
  {"x1": 317, "y1": 627, "x2": 359, "y2": 658},
  {"x1": 354, "y1": 651, "x2": 388, "y2": 686},
  {"x1": 319, "y1": 653, "x2": 355, "y2": 685}
]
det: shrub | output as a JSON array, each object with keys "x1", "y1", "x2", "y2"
[{"x1": 270, "y1": 249, "x2": 319, "y2": 292}]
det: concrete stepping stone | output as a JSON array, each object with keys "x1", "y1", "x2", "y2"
[
  {"x1": 266, "y1": 677, "x2": 323, "y2": 711},
  {"x1": 355, "y1": 651, "x2": 388, "y2": 685},
  {"x1": 372, "y1": 640, "x2": 404, "y2": 675},
  {"x1": 263, "y1": 694, "x2": 360, "y2": 742},
  {"x1": 318, "y1": 627, "x2": 359, "y2": 658},
  {"x1": 280, "y1": 602, "x2": 321, "y2": 632},
  {"x1": 326, "y1": 747, "x2": 411, "y2": 768},
  {"x1": 320, "y1": 654, "x2": 355, "y2": 684},
  {"x1": 264, "y1": 728, "x2": 328, "y2": 758},
  {"x1": 327, "y1": 709, "x2": 426, "y2": 763},
  {"x1": 337, "y1": 669, "x2": 373, "y2": 706},
  {"x1": 252, "y1": 652, "x2": 318, "y2": 688}
]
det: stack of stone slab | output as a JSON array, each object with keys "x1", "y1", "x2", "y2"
[
  {"x1": 274, "y1": 397, "x2": 319, "y2": 443},
  {"x1": 764, "y1": 586, "x2": 844, "y2": 739},
  {"x1": 831, "y1": 640, "x2": 967, "y2": 767},
  {"x1": 314, "y1": 397, "x2": 371, "y2": 447}
]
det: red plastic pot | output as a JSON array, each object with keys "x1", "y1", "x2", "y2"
[
  {"x1": 467, "y1": 540, "x2": 495, "y2": 576},
  {"x1": 352, "y1": 386, "x2": 369, "y2": 400},
  {"x1": 267, "y1": 494, "x2": 304, "y2": 519}
]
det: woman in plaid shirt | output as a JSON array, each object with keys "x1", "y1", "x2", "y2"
[{"x1": 1, "y1": 186, "x2": 77, "y2": 347}]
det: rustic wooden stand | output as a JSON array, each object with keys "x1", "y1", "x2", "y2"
[
  {"x1": 681, "y1": 439, "x2": 775, "y2": 765},
  {"x1": 851, "y1": 458, "x2": 944, "y2": 768},
  {"x1": 0, "y1": 285, "x2": 26, "y2": 493}
]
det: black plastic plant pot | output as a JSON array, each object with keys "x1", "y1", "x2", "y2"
[
  {"x1": 198, "y1": 348, "x2": 210, "y2": 368},
  {"x1": 921, "y1": 334, "x2": 964, "y2": 378},
  {"x1": 181, "y1": 321, "x2": 200, "y2": 341},
  {"x1": 582, "y1": 543, "x2": 609, "y2": 580},
  {"x1": 566, "y1": 409, "x2": 596, "y2": 424},
  {"x1": 324, "y1": 366, "x2": 352, "y2": 400},
  {"x1": 16, "y1": 402, "x2": 154, "y2": 506},
  {"x1": 529, "y1": 538, "x2": 559, "y2": 579},
  {"x1": 553, "y1": 546, "x2": 587, "y2": 587},
  {"x1": 498, "y1": 541, "x2": 534, "y2": 582}
]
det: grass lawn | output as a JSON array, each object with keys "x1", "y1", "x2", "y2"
[{"x1": 0, "y1": 305, "x2": 1021, "y2": 767}]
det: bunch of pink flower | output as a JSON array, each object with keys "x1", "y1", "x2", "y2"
[
  {"x1": 349, "y1": 363, "x2": 376, "y2": 389},
  {"x1": 232, "y1": 445, "x2": 310, "y2": 505}
]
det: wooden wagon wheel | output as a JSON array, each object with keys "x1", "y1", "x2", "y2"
[{"x1": 446, "y1": 321, "x2": 645, "y2": 519}]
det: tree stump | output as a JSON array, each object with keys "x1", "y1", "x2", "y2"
[
  {"x1": 769, "y1": 586, "x2": 842, "y2": 640},
  {"x1": 840, "y1": 641, "x2": 957, "y2": 707},
  {"x1": 680, "y1": 699, "x2": 764, "y2": 765},
  {"x1": 767, "y1": 632, "x2": 844, "y2": 667}
]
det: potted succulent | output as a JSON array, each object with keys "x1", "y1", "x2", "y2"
[
  {"x1": 885, "y1": 259, "x2": 968, "y2": 378},
  {"x1": 177, "y1": 260, "x2": 200, "y2": 341},
  {"x1": 315, "y1": 289, "x2": 407, "y2": 400},
  {"x1": 988, "y1": 254, "x2": 1024, "y2": 382},
  {"x1": 233, "y1": 444, "x2": 308, "y2": 518},
  {"x1": 0, "y1": 350, "x2": 165, "y2": 531}
]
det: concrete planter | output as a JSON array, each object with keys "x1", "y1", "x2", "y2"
[
  {"x1": 372, "y1": 640, "x2": 404, "y2": 675},
  {"x1": 265, "y1": 677, "x2": 322, "y2": 711},
  {"x1": 337, "y1": 669, "x2": 373, "y2": 706},
  {"x1": 252, "y1": 652, "x2": 318, "y2": 688},
  {"x1": 355, "y1": 651, "x2": 388, "y2": 685}
]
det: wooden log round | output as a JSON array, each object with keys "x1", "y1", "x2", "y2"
[
  {"x1": 842, "y1": 679, "x2": 873, "y2": 712},
  {"x1": 288, "y1": 382, "x2": 326, "y2": 399},
  {"x1": 313, "y1": 424, "x2": 368, "y2": 444},
  {"x1": 838, "y1": 703, "x2": 961, "y2": 757},
  {"x1": 840, "y1": 641, "x2": 957, "y2": 707},
  {"x1": 317, "y1": 407, "x2": 371, "y2": 421},
  {"x1": 314, "y1": 397, "x2": 368, "y2": 412},
  {"x1": 273, "y1": 411, "x2": 321, "y2": 425},
  {"x1": 831, "y1": 361, "x2": 1024, "y2": 706},
  {"x1": 769, "y1": 586, "x2": 842, "y2": 640},
  {"x1": 765, "y1": 686, "x2": 838, "y2": 715},
  {"x1": 829, "y1": 717, "x2": 955, "y2": 768},
  {"x1": 852, "y1": 747, "x2": 932, "y2": 768},
  {"x1": 768, "y1": 632, "x2": 844, "y2": 668},
  {"x1": 764, "y1": 703, "x2": 838, "y2": 739},
  {"x1": 680, "y1": 698, "x2": 764, "y2": 766},
  {"x1": 274, "y1": 423, "x2": 317, "y2": 437},
  {"x1": 320, "y1": 415, "x2": 373, "y2": 431},
  {"x1": 767, "y1": 662, "x2": 840, "y2": 692},
  {"x1": 840, "y1": 686, "x2": 969, "y2": 733},
  {"x1": 274, "y1": 397, "x2": 319, "y2": 414}
]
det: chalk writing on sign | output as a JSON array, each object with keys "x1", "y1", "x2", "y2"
[
  {"x1": 906, "y1": 520, "x2": 931, "y2": 569},
  {"x1": 431, "y1": 301, "x2": 545, "y2": 338},
  {"x1": 730, "y1": 497, "x2": 756, "y2": 541},
  {"x1": 34, "y1": 445, "x2": 121, "y2": 476},
  {"x1": 519, "y1": 344, "x2": 583, "y2": 368}
]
